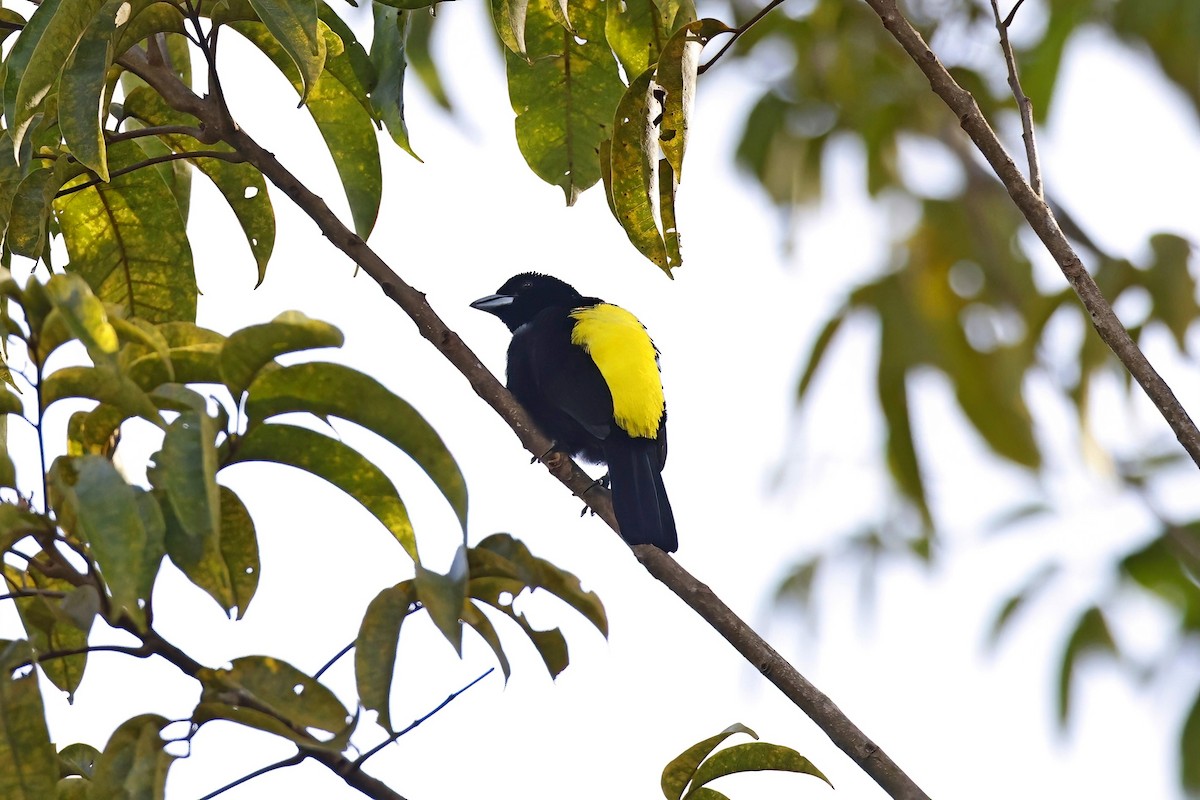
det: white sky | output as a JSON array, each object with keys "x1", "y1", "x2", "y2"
[{"x1": 3, "y1": 2, "x2": 1198, "y2": 798}]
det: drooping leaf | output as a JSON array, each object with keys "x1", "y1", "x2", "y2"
[
  {"x1": 5, "y1": 0, "x2": 108, "y2": 151},
  {"x1": 490, "y1": 0, "x2": 529, "y2": 56},
  {"x1": 987, "y1": 563, "x2": 1060, "y2": 648},
  {"x1": 1183, "y1": 686, "x2": 1200, "y2": 794},
  {"x1": 505, "y1": 0, "x2": 625, "y2": 204},
  {"x1": 355, "y1": 582, "x2": 417, "y2": 731},
  {"x1": 47, "y1": 456, "x2": 160, "y2": 628},
  {"x1": 244, "y1": 0, "x2": 326, "y2": 103},
  {"x1": 370, "y1": 6, "x2": 420, "y2": 160},
  {"x1": 3, "y1": 562, "x2": 93, "y2": 698},
  {"x1": 661, "y1": 723, "x2": 757, "y2": 800},
  {"x1": 231, "y1": 20, "x2": 381, "y2": 238},
  {"x1": 0, "y1": 641, "x2": 58, "y2": 800},
  {"x1": 406, "y1": 10, "x2": 451, "y2": 110},
  {"x1": 151, "y1": 411, "x2": 233, "y2": 612},
  {"x1": 196, "y1": 656, "x2": 353, "y2": 748},
  {"x1": 606, "y1": 0, "x2": 667, "y2": 78},
  {"x1": 54, "y1": 139, "x2": 197, "y2": 323},
  {"x1": 88, "y1": 715, "x2": 173, "y2": 798},
  {"x1": 658, "y1": 158, "x2": 681, "y2": 268},
  {"x1": 472, "y1": 534, "x2": 607, "y2": 635},
  {"x1": 608, "y1": 66, "x2": 668, "y2": 271},
  {"x1": 217, "y1": 487, "x2": 260, "y2": 620},
  {"x1": 226, "y1": 423, "x2": 417, "y2": 560},
  {"x1": 244, "y1": 361, "x2": 467, "y2": 532},
  {"x1": 656, "y1": 19, "x2": 731, "y2": 179},
  {"x1": 121, "y1": 87, "x2": 275, "y2": 284},
  {"x1": 414, "y1": 547, "x2": 469, "y2": 654},
  {"x1": 43, "y1": 274, "x2": 119, "y2": 365},
  {"x1": 57, "y1": 742, "x2": 100, "y2": 779},
  {"x1": 58, "y1": 0, "x2": 129, "y2": 181},
  {"x1": 461, "y1": 603, "x2": 511, "y2": 680},
  {"x1": 149, "y1": 322, "x2": 226, "y2": 385},
  {"x1": 218, "y1": 311, "x2": 343, "y2": 397},
  {"x1": 1056, "y1": 605, "x2": 1117, "y2": 724}
]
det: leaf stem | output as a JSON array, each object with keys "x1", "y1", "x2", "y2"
[
  {"x1": 989, "y1": 0, "x2": 1041, "y2": 198},
  {"x1": 698, "y1": 0, "x2": 790, "y2": 75},
  {"x1": 54, "y1": 151, "x2": 245, "y2": 199}
]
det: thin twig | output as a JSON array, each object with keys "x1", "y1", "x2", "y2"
[
  {"x1": 353, "y1": 667, "x2": 495, "y2": 768},
  {"x1": 313, "y1": 640, "x2": 354, "y2": 680},
  {"x1": 0, "y1": 588, "x2": 66, "y2": 601},
  {"x1": 196, "y1": 753, "x2": 306, "y2": 800},
  {"x1": 55, "y1": 150, "x2": 244, "y2": 198},
  {"x1": 698, "y1": 0, "x2": 789, "y2": 75},
  {"x1": 106, "y1": 124, "x2": 207, "y2": 144},
  {"x1": 989, "y1": 0, "x2": 1042, "y2": 198},
  {"x1": 117, "y1": 45, "x2": 935, "y2": 800},
  {"x1": 861, "y1": 0, "x2": 1200, "y2": 470}
]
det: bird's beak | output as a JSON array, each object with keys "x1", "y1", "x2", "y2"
[{"x1": 470, "y1": 293, "x2": 514, "y2": 314}]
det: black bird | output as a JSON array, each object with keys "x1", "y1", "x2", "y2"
[{"x1": 471, "y1": 273, "x2": 677, "y2": 552}]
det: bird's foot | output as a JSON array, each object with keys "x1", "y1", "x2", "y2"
[{"x1": 577, "y1": 473, "x2": 611, "y2": 517}]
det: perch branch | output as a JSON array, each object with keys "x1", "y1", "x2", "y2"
[{"x1": 117, "y1": 47, "x2": 933, "y2": 800}]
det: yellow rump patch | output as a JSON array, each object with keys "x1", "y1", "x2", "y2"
[{"x1": 569, "y1": 303, "x2": 663, "y2": 439}]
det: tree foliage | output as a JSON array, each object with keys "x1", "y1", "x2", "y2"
[{"x1": 0, "y1": 0, "x2": 1196, "y2": 794}]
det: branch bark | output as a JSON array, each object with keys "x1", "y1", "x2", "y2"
[
  {"x1": 860, "y1": 0, "x2": 1200, "y2": 469},
  {"x1": 120, "y1": 46, "x2": 933, "y2": 800}
]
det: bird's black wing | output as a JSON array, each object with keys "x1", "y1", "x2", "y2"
[{"x1": 508, "y1": 308, "x2": 614, "y2": 459}]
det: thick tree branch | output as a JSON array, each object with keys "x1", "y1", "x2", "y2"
[
  {"x1": 861, "y1": 0, "x2": 1200, "y2": 470},
  {"x1": 117, "y1": 47, "x2": 933, "y2": 800}
]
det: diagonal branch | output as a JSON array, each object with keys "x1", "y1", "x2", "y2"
[
  {"x1": 860, "y1": 0, "x2": 1200, "y2": 470},
  {"x1": 119, "y1": 46, "x2": 933, "y2": 800}
]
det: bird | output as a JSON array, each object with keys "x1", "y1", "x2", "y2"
[{"x1": 471, "y1": 273, "x2": 678, "y2": 553}]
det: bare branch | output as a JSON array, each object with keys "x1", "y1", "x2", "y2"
[
  {"x1": 860, "y1": 0, "x2": 1200, "y2": 470},
  {"x1": 55, "y1": 150, "x2": 245, "y2": 199},
  {"x1": 196, "y1": 753, "x2": 306, "y2": 800},
  {"x1": 989, "y1": 0, "x2": 1042, "y2": 198},
  {"x1": 353, "y1": 668, "x2": 495, "y2": 768}
]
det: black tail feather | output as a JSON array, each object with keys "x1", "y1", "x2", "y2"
[{"x1": 605, "y1": 438, "x2": 677, "y2": 552}]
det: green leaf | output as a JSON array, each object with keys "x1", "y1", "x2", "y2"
[
  {"x1": 245, "y1": 361, "x2": 467, "y2": 532},
  {"x1": 605, "y1": 0, "x2": 667, "y2": 78},
  {"x1": 355, "y1": 582, "x2": 417, "y2": 731},
  {"x1": 57, "y1": 742, "x2": 100, "y2": 778},
  {"x1": 661, "y1": 723, "x2": 757, "y2": 800},
  {"x1": 1143, "y1": 232, "x2": 1199, "y2": 350},
  {"x1": 1056, "y1": 605, "x2": 1117, "y2": 724},
  {"x1": 231, "y1": 20, "x2": 381, "y2": 238},
  {"x1": 196, "y1": 656, "x2": 353, "y2": 748},
  {"x1": 219, "y1": 311, "x2": 342, "y2": 397},
  {"x1": 472, "y1": 534, "x2": 606, "y2": 636},
  {"x1": 609, "y1": 67, "x2": 668, "y2": 272},
  {"x1": 491, "y1": 0, "x2": 529, "y2": 55},
  {"x1": 468, "y1": 574, "x2": 569, "y2": 677},
  {"x1": 370, "y1": 7, "x2": 421, "y2": 160},
  {"x1": 122, "y1": 87, "x2": 275, "y2": 284},
  {"x1": 0, "y1": 417, "x2": 15, "y2": 490},
  {"x1": 6, "y1": 0, "x2": 108, "y2": 151},
  {"x1": 656, "y1": 19, "x2": 731, "y2": 180},
  {"x1": 415, "y1": 547, "x2": 468, "y2": 654},
  {"x1": 0, "y1": 642, "x2": 58, "y2": 800},
  {"x1": 407, "y1": 10, "x2": 451, "y2": 110},
  {"x1": 58, "y1": 0, "x2": 123, "y2": 181},
  {"x1": 687, "y1": 741, "x2": 831, "y2": 794},
  {"x1": 0, "y1": 505, "x2": 53, "y2": 553},
  {"x1": 796, "y1": 306, "x2": 847, "y2": 400},
  {"x1": 7, "y1": 166, "x2": 62, "y2": 261},
  {"x1": 3, "y1": 562, "x2": 93, "y2": 698},
  {"x1": 89, "y1": 715, "x2": 173, "y2": 798},
  {"x1": 461, "y1": 603, "x2": 511, "y2": 680},
  {"x1": 987, "y1": 563, "x2": 1060, "y2": 649},
  {"x1": 1183, "y1": 686, "x2": 1200, "y2": 794},
  {"x1": 54, "y1": 139, "x2": 197, "y2": 323},
  {"x1": 658, "y1": 158, "x2": 681, "y2": 268},
  {"x1": 505, "y1": 0, "x2": 625, "y2": 204},
  {"x1": 48, "y1": 456, "x2": 160, "y2": 628},
  {"x1": 65, "y1": 404, "x2": 125, "y2": 457},
  {"x1": 152, "y1": 411, "x2": 234, "y2": 612},
  {"x1": 41, "y1": 365, "x2": 163, "y2": 426},
  {"x1": 245, "y1": 0, "x2": 325, "y2": 103},
  {"x1": 211, "y1": 486, "x2": 259, "y2": 620},
  {"x1": 150, "y1": 322, "x2": 226, "y2": 385},
  {"x1": 44, "y1": 274, "x2": 119, "y2": 364},
  {"x1": 227, "y1": 423, "x2": 417, "y2": 560}
]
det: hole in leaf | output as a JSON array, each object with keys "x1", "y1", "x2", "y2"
[
  {"x1": 244, "y1": 186, "x2": 258, "y2": 199},
  {"x1": 498, "y1": 591, "x2": 514, "y2": 606},
  {"x1": 293, "y1": 684, "x2": 305, "y2": 695}
]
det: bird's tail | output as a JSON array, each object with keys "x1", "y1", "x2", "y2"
[{"x1": 606, "y1": 438, "x2": 678, "y2": 552}]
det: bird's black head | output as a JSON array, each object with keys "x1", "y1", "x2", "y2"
[{"x1": 470, "y1": 272, "x2": 586, "y2": 332}]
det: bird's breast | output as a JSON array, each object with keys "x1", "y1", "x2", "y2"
[{"x1": 568, "y1": 303, "x2": 664, "y2": 439}]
